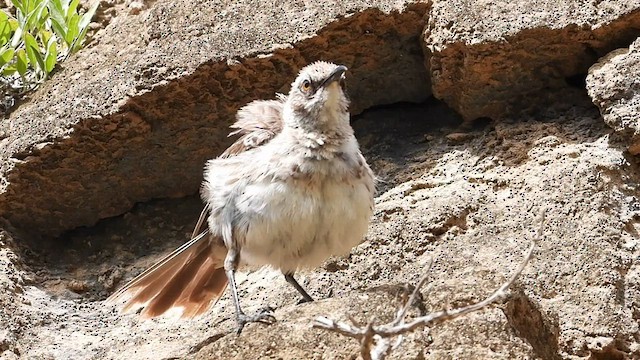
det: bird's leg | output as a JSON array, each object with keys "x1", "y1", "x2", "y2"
[
  {"x1": 224, "y1": 249, "x2": 275, "y2": 334},
  {"x1": 284, "y1": 273, "x2": 314, "y2": 304}
]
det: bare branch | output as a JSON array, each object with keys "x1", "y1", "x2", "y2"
[
  {"x1": 393, "y1": 257, "x2": 433, "y2": 327},
  {"x1": 314, "y1": 316, "x2": 362, "y2": 339},
  {"x1": 313, "y1": 210, "x2": 544, "y2": 360},
  {"x1": 360, "y1": 320, "x2": 375, "y2": 360},
  {"x1": 370, "y1": 335, "x2": 392, "y2": 360},
  {"x1": 375, "y1": 238, "x2": 536, "y2": 337},
  {"x1": 349, "y1": 315, "x2": 363, "y2": 328}
]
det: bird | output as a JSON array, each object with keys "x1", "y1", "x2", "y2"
[{"x1": 106, "y1": 61, "x2": 376, "y2": 333}]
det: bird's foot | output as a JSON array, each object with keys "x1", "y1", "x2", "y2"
[
  {"x1": 236, "y1": 306, "x2": 276, "y2": 334},
  {"x1": 296, "y1": 296, "x2": 314, "y2": 305}
]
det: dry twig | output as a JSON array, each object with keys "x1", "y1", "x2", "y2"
[{"x1": 314, "y1": 212, "x2": 544, "y2": 360}]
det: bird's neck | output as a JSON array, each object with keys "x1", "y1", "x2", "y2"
[
  {"x1": 281, "y1": 107, "x2": 354, "y2": 158},
  {"x1": 284, "y1": 102, "x2": 351, "y2": 131}
]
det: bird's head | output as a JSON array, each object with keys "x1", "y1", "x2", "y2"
[{"x1": 284, "y1": 61, "x2": 349, "y2": 129}]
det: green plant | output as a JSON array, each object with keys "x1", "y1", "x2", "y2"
[{"x1": 0, "y1": 0, "x2": 98, "y2": 95}]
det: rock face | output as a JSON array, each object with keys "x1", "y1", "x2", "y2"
[
  {"x1": 1, "y1": 0, "x2": 640, "y2": 359},
  {"x1": 587, "y1": 38, "x2": 640, "y2": 154},
  {"x1": 4, "y1": 103, "x2": 639, "y2": 360},
  {"x1": 0, "y1": 0, "x2": 430, "y2": 237},
  {"x1": 425, "y1": 0, "x2": 640, "y2": 121}
]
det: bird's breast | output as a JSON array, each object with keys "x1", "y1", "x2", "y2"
[{"x1": 235, "y1": 150, "x2": 374, "y2": 273}]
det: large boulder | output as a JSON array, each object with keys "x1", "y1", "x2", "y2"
[
  {"x1": 5, "y1": 102, "x2": 638, "y2": 360},
  {"x1": 424, "y1": 0, "x2": 640, "y2": 121},
  {"x1": 0, "y1": 0, "x2": 430, "y2": 238}
]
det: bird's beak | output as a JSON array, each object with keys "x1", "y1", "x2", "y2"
[{"x1": 319, "y1": 65, "x2": 348, "y2": 89}]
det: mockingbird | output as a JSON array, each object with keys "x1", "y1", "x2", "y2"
[{"x1": 107, "y1": 61, "x2": 375, "y2": 333}]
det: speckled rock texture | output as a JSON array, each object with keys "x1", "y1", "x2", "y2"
[
  {"x1": 425, "y1": 0, "x2": 640, "y2": 122},
  {"x1": 0, "y1": 0, "x2": 430, "y2": 238},
  {"x1": 1, "y1": 0, "x2": 640, "y2": 359},
  {"x1": 3, "y1": 102, "x2": 639, "y2": 360},
  {"x1": 587, "y1": 37, "x2": 640, "y2": 155}
]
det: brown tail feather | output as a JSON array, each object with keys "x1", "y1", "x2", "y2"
[
  {"x1": 107, "y1": 207, "x2": 229, "y2": 318},
  {"x1": 177, "y1": 257, "x2": 228, "y2": 318},
  {"x1": 139, "y1": 239, "x2": 213, "y2": 317}
]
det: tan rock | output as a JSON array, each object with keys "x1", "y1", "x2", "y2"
[
  {"x1": 424, "y1": 0, "x2": 640, "y2": 122},
  {"x1": 586, "y1": 38, "x2": 640, "y2": 155},
  {"x1": 1, "y1": 0, "x2": 640, "y2": 359},
  {"x1": 0, "y1": 0, "x2": 430, "y2": 237},
  {"x1": 446, "y1": 131, "x2": 475, "y2": 143},
  {"x1": 2, "y1": 101, "x2": 636, "y2": 360}
]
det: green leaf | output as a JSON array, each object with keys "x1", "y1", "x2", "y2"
[
  {"x1": 48, "y1": 0, "x2": 68, "y2": 43},
  {"x1": 13, "y1": 1, "x2": 26, "y2": 26},
  {"x1": 64, "y1": 12, "x2": 78, "y2": 46},
  {"x1": 48, "y1": 0, "x2": 65, "y2": 20},
  {"x1": 0, "y1": 47, "x2": 15, "y2": 67},
  {"x1": 10, "y1": 0, "x2": 25, "y2": 16},
  {"x1": 48, "y1": 0, "x2": 65, "y2": 24},
  {"x1": 8, "y1": 18, "x2": 19, "y2": 31},
  {"x1": 44, "y1": 36, "x2": 56, "y2": 72},
  {"x1": 2, "y1": 63, "x2": 17, "y2": 76},
  {"x1": 78, "y1": 1, "x2": 98, "y2": 31},
  {"x1": 16, "y1": 48, "x2": 27, "y2": 76},
  {"x1": 10, "y1": 26, "x2": 22, "y2": 48},
  {"x1": 24, "y1": 30, "x2": 39, "y2": 50},
  {"x1": 49, "y1": 19, "x2": 67, "y2": 46},
  {"x1": 0, "y1": 12, "x2": 11, "y2": 46},
  {"x1": 37, "y1": 7, "x2": 50, "y2": 29},
  {"x1": 24, "y1": 31, "x2": 46, "y2": 72},
  {"x1": 50, "y1": 0, "x2": 70, "y2": 15},
  {"x1": 71, "y1": 1, "x2": 97, "y2": 52},
  {"x1": 38, "y1": 29, "x2": 51, "y2": 45},
  {"x1": 25, "y1": 0, "x2": 35, "y2": 15},
  {"x1": 25, "y1": 0, "x2": 48, "y2": 32},
  {"x1": 67, "y1": 0, "x2": 79, "y2": 21},
  {"x1": 48, "y1": 0, "x2": 61, "y2": 11},
  {"x1": 0, "y1": 16, "x2": 19, "y2": 48}
]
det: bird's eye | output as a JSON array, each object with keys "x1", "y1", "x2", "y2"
[{"x1": 301, "y1": 79, "x2": 312, "y2": 92}]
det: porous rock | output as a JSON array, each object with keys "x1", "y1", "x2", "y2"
[
  {"x1": 1, "y1": 0, "x2": 640, "y2": 359},
  {"x1": 0, "y1": 0, "x2": 430, "y2": 237},
  {"x1": 587, "y1": 37, "x2": 640, "y2": 154},
  {"x1": 424, "y1": 0, "x2": 640, "y2": 122}
]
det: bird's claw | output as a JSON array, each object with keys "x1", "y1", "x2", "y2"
[{"x1": 235, "y1": 307, "x2": 276, "y2": 334}]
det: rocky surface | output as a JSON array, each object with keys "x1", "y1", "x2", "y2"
[
  {"x1": 1, "y1": 0, "x2": 640, "y2": 359},
  {"x1": 425, "y1": 0, "x2": 640, "y2": 122},
  {"x1": 587, "y1": 38, "x2": 640, "y2": 155},
  {"x1": 3, "y1": 100, "x2": 639, "y2": 360},
  {"x1": 0, "y1": 0, "x2": 429, "y2": 237}
]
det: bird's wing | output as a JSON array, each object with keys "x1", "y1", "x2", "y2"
[
  {"x1": 220, "y1": 94, "x2": 285, "y2": 158},
  {"x1": 107, "y1": 96, "x2": 287, "y2": 318}
]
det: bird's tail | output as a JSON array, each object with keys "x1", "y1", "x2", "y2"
[{"x1": 106, "y1": 208, "x2": 228, "y2": 318}]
